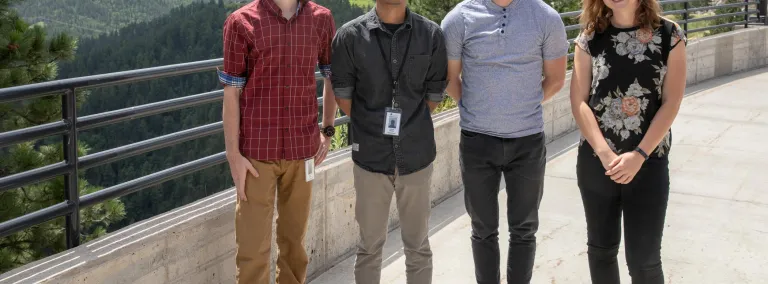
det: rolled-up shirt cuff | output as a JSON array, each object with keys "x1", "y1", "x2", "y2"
[
  {"x1": 333, "y1": 87, "x2": 354, "y2": 100},
  {"x1": 319, "y1": 64, "x2": 332, "y2": 78},
  {"x1": 427, "y1": 92, "x2": 445, "y2": 102},
  {"x1": 217, "y1": 69, "x2": 246, "y2": 88},
  {"x1": 425, "y1": 81, "x2": 447, "y2": 98}
]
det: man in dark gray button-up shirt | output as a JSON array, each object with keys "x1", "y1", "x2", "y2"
[{"x1": 331, "y1": 1, "x2": 447, "y2": 283}]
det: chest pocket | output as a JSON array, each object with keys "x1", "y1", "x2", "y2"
[{"x1": 405, "y1": 55, "x2": 431, "y2": 87}]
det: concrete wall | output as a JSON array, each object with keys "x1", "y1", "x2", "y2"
[{"x1": 2, "y1": 26, "x2": 767, "y2": 284}]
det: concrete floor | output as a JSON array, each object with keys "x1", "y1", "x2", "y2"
[{"x1": 309, "y1": 67, "x2": 768, "y2": 284}]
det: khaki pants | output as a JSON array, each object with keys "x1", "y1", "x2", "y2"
[
  {"x1": 353, "y1": 164, "x2": 434, "y2": 284},
  {"x1": 235, "y1": 159, "x2": 312, "y2": 284}
]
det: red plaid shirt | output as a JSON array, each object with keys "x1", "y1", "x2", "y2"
[{"x1": 219, "y1": 0, "x2": 335, "y2": 161}]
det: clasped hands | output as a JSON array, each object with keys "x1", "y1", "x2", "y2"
[{"x1": 597, "y1": 149, "x2": 646, "y2": 184}]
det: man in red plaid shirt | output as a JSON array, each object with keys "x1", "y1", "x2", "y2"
[{"x1": 218, "y1": 0, "x2": 337, "y2": 283}]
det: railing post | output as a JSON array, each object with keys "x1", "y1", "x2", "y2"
[
  {"x1": 62, "y1": 88, "x2": 81, "y2": 248},
  {"x1": 683, "y1": 1, "x2": 689, "y2": 32},
  {"x1": 346, "y1": 125, "x2": 352, "y2": 148},
  {"x1": 745, "y1": 0, "x2": 750, "y2": 28}
]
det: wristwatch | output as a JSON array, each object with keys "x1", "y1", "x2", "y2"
[{"x1": 321, "y1": 125, "x2": 336, "y2": 137}]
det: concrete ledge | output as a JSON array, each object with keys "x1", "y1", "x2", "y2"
[{"x1": 2, "y1": 26, "x2": 767, "y2": 284}]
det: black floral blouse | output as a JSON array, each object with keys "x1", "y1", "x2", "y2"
[{"x1": 575, "y1": 19, "x2": 687, "y2": 159}]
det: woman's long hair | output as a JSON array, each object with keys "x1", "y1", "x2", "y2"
[{"x1": 579, "y1": 0, "x2": 663, "y2": 34}]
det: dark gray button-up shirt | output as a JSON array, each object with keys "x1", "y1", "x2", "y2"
[{"x1": 331, "y1": 8, "x2": 448, "y2": 175}]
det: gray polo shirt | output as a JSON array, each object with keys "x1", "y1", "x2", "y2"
[{"x1": 441, "y1": 0, "x2": 568, "y2": 138}]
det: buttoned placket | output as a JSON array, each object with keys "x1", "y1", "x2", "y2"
[
  {"x1": 279, "y1": 12, "x2": 297, "y2": 159},
  {"x1": 383, "y1": 24, "x2": 407, "y2": 173},
  {"x1": 500, "y1": 7, "x2": 508, "y2": 35}
]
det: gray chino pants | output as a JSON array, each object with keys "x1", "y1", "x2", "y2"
[{"x1": 352, "y1": 164, "x2": 434, "y2": 284}]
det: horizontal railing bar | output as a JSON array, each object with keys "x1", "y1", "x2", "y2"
[
  {"x1": 334, "y1": 116, "x2": 350, "y2": 126},
  {"x1": 565, "y1": 24, "x2": 580, "y2": 32},
  {"x1": 0, "y1": 121, "x2": 68, "y2": 148},
  {"x1": 0, "y1": 162, "x2": 70, "y2": 193},
  {"x1": 81, "y1": 115, "x2": 350, "y2": 171},
  {"x1": 688, "y1": 20, "x2": 748, "y2": 33},
  {"x1": 0, "y1": 201, "x2": 74, "y2": 239},
  {"x1": 686, "y1": 2, "x2": 759, "y2": 13},
  {"x1": 0, "y1": 59, "x2": 222, "y2": 104},
  {"x1": 663, "y1": 9, "x2": 687, "y2": 16},
  {"x1": 79, "y1": 122, "x2": 224, "y2": 170},
  {"x1": 559, "y1": 10, "x2": 581, "y2": 18},
  {"x1": 79, "y1": 152, "x2": 227, "y2": 208},
  {"x1": 679, "y1": 11, "x2": 752, "y2": 24},
  {"x1": 0, "y1": 62, "x2": 324, "y2": 105},
  {"x1": 78, "y1": 90, "x2": 223, "y2": 131}
]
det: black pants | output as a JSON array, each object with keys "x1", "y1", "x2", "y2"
[
  {"x1": 576, "y1": 146, "x2": 670, "y2": 284},
  {"x1": 459, "y1": 130, "x2": 546, "y2": 284}
]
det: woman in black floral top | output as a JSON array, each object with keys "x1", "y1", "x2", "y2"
[{"x1": 570, "y1": 0, "x2": 687, "y2": 281}]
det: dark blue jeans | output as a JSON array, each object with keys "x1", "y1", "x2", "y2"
[
  {"x1": 459, "y1": 130, "x2": 546, "y2": 284},
  {"x1": 576, "y1": 146, "x2": 670, "y2": 284}
]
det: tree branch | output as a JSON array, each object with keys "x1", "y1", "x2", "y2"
[{"x1": 0, "y1": 56, "x2": 61, "y2": 71}]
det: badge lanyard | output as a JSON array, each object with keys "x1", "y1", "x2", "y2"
[{"x1": 374, "y1": 28, "x2": 413, "y2": 109}]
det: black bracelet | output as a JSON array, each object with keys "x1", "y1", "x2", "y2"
[{"x1": 634, "y1": 147, "x2": 649, "y2": 160}]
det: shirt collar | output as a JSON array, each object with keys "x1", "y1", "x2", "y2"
[
  {"x1": 484, "y1": 0, "x2": 517, "y2": 12},
  {"x1": 364, "y1": 7, "x2": 414, "y2": 32},
  {"x1": 262, "y1": 0, "x2": 303, "y2": 19}
]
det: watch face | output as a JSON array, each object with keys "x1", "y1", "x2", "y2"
[{"x1": 324, "y1": 126, "x2": 335, "y2": 137}]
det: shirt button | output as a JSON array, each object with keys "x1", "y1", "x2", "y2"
[
  {"x1": 393, "y1": 59, "x2": 398, "y2": 64},
  {"x1": 284, "y1": 106, "x2": 288, "y2": 110},
  {"x1": 502, "y1": 23, "x2": 506, "y2": 27},
  {"x1": 501, "y1": 30, "x2": 505, "y2": 34},
  {"x1": 285, "y1": 85, "x2": 289, "y2": 88},
  {"x1": 503, "y1": 8, "x2": 506, "y2": 11},
  {"x1": 504, "y1": 15, "x2": 507, "y2": 18}
]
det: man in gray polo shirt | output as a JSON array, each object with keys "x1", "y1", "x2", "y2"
[{"x1": 441, "y1": 0, "x2": 568, "y2": 283}]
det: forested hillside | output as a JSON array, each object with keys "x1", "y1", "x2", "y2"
[
  {"x1": 13, "y1": 0, "x2": 209, "y2": 38},
  {"x1": 56, "y1": 0, "x2": 366, "y2": 230}
]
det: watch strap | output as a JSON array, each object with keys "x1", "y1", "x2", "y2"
[{"x1": 634, "y1": 147, "x2": 649, "y2": 160}]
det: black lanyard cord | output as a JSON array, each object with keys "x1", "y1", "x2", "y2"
[{"x1": 374, "y1": 27, "x2": 413, "y2": 98}]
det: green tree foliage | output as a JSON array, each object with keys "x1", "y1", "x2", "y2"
[
  {"x1": 0, "y1": 0, "x2": 125, "y2": 273},
  {"x1": 12, "y1": 0, "x2": 205, "y2": 38},
  {"x1": 410, "y1": 0, "x2": 462, "y2": 24}
]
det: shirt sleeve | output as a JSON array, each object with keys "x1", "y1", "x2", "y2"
[
  {"x1": 574, "y1": 30, "x2": 593, "y2": 56},
  {"x1": 670, "y1": 22, "x2": 687, "y2": 50},
  {"x1": 330, "y1": 27, "x2": 355, "y2": 100},
  {"x1": 542, "y1": 11, "x2": 569, "y2": 61},
  {"x1": 219, "y1": 14, "x2": 249, "y2": 88},
  {"x1": 318, "y1": 12, "x2": 336, "y2": 79},
  {"x1": 440, "y1": 8, "x2": 465, "y2": 61},
  {"x1": 425, "y1": 28, "x2": 449, "y2": 102}
]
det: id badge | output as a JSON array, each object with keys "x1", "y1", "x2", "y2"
[
  {"x1": 383, "y1": 107, "x2": 402, "y2": 136},
  {"x1": 305, "y1": 158, "x2": 315, "y2": 182}
]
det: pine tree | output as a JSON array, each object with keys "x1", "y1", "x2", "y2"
[
  {"x1": 0, "y1": 0, "x2": 125, "y2": 273},
  {"x1": 410, "y1": 0, "x2": 462, "y2": 24}
]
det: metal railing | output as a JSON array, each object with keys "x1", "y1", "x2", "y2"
[{"x1": 0, "y1": 0, "x2": 764, "y2": 249}]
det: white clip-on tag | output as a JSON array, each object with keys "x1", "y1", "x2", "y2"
[
  {"x1": 383, "y1": 107, "x2": 402, "y2": 136},
  {"x1": 305, "y1": 158, "x2": 315, "y2": 182}
]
